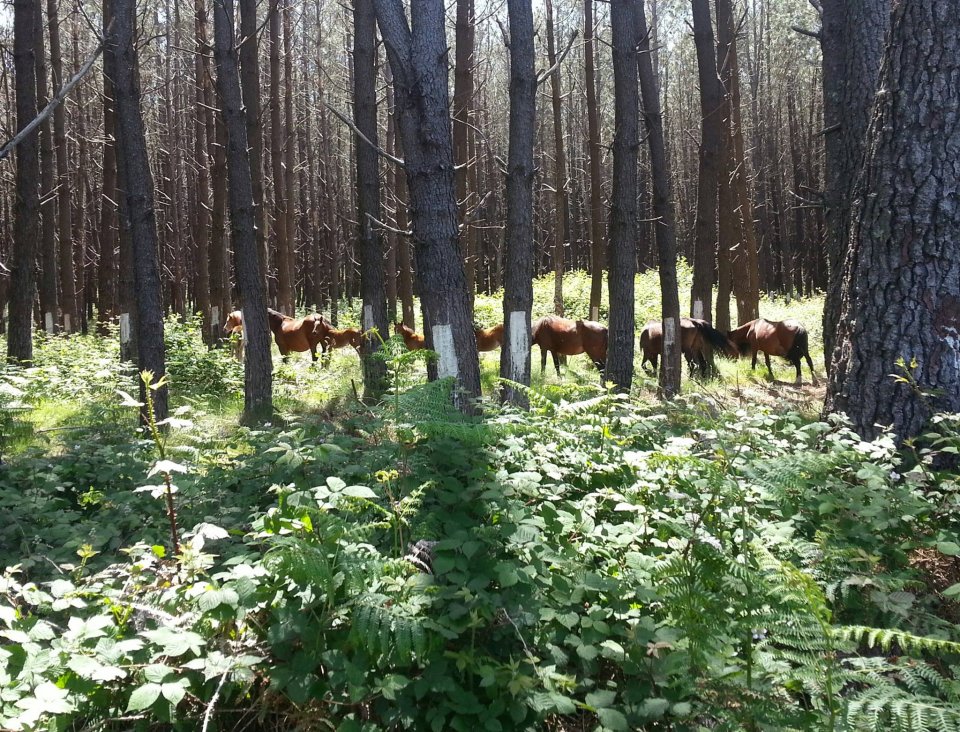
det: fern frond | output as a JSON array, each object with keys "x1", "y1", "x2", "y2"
[{"x1": 836, "y1": 625, "x2": 960, "y2": 656}]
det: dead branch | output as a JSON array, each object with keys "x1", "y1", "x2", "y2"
[
  {"x1": 537, "y1": 31, "x2": 579, "y2": 86},
  {"x1": 325, "y1": 102, "x2": 406, "y2": 168}
]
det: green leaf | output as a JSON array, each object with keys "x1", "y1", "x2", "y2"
[
  {"x1": 161, "y1": 680, "x2": 188, "y2": 706},
  {"x1": 0, "y1": 605, "x2": 16, "y2": 627},
  {"x1": 197, "y1": 588, "x2": 240, "y2": 612},
  {"x1": 140, "y1": 628, "x2": 205, "y2": 657},
  {"x1": 943, "y1": 583, "x2": 960, "y2": 598},
  {"x1": 143, "y1": 664, "x2": 175, "y2": 683},
  {"x1": 148, "y1": 459, "x2": 189, "y2": 477},
  {"x1": 599, "y1": 640, "x2": 626, "y2": 660},
  {"x1": 343, "y1": 485, "x2": 378, "y2": 499},
  {"x1": 496, "y1": 564, "x2": 519, "y2": 587},
  {"x1": 596, "y1": 707, "x2": 629, "y2": 731},
  {"x1": 126, "y1": 683, "x2": 162, "y2": 712},
  {"x1": 639, "y1": 698, "x2": 670, "y2": 718},
  {"x1": 585, "y1": 690, "x2": 617, "y2": 709},
  {"x1": 936, "y1": 541, "x2": 960, "y2": 556}
]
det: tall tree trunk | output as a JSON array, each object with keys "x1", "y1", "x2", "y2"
[
  {"x1": 97, "y1": 0, "x2": 118, "y2": 333},
  {"x1": 716, "y1": 0, "x2": 759, "y2": 325},
  {"x1": 637, "y1": 0, "x2": 681, "y2": 396},
  {"x1": 453, "y1": 0, "x2": 475, "y2": 314},
  {"x1": 825, "y1": 0, "x2": 959, "y2": 442},
  {"x1": 545, "y1": 0, "x2": 569, "y2": 317},
  {"x1": 499, "y1": 0, "x2": 535, "y2": 406},
  {"x1": 819, "y1": 0, "x2": 888, "y2": 371},
  {"x1": 36, "y1": 0, "x2": 58, "y2": 334},
  {"x1": 194, "y1": 0, "x2": 213, "y2": 342},
  {"x1": 48, "y1": 0, "x2": 76, "y2": 331},
  {"x1": 394, "y1": 118, "x2": 414, "y2": 328},
  {"x1": 282, "y1": 0, "x2": 297, "y2": 310},
  {"x1": 375, "y1": 0, "x2": 482, "y2": 409},
  {"x1": 690, "y1": 0, "x2": 722, "y2": 325},
  {"x1": 239, "y1": 0, "x2": 268, "y2": 297},
  {"x1": 213, "y1": 0, "x2": 273, "y2": 422},
  {"x1": 584, "y1": 0, "x2": 604, "y2": 321},
  {"x1": 353, "y1": 0, "x2": 388, "y2": 397},
  {"x1": 7, "y1": 0, "x2": 40, "y2": 364},
  {"x1": 606, "y1": 0, "x2": 639, "y2": 391},
  {"x1": 269, "y1": 0, "x2": 292, "y2": 314},
  {"x1": 108, "y1": 0, "x2": 168, "y2": 422}
]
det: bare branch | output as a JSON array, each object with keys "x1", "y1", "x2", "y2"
[
  {"x1": 791, "y1": 24, "x2": 821, "y2": 41},
  {"x1": 325, "y1": 102, "x2": 406, "y2": 167},
  {"x1": 366, "y1": 212, "x2": 412, "y2": 237},
  {"x1": 537, "y1": 30, "x2": 579, "y2": 86},
  {"x1": 0, "y1": 25, "x2": 111, "y2": 163}
]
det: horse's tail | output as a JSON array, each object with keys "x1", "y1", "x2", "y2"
[
  {"x1": 786, "y1": 325, "x2": 809, "y2": 364},
  {"x1": 693, "y1": 320, "x2": 739, "y2": 359}
]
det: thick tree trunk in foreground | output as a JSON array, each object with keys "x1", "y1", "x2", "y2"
[
  {"x1": 819, "y1": 0, "x2": 888, "y2": 371},
  {"x1": 7, "y1": 0, "x2": 40, "y2": 364},
  {"x1": 584, "y1": 0, "x2": 604, "y2": 321},
  {"x1": 214, "y1": 0, "x2": 273, "y2": 422},
  {"x1": 36, "y1": 0, "x2": 59, "y2": 334},
  {"x1": 637, "y1": 0, "x2": 681, "y2": 397},
  {"x1": 825, "y1": 0, "x2": 960, "y2": 442},
  {"x1": 194, "y1": 0, "x2": 212, "y2": 342},
  {"x1": 269, "y1": 0, "x2": 293, "y2": 314},
  {"x1": 499, "y1": 0, "x2": 535, "y2": 406},
  {"x1": 375, "y1": 0, "x2": 481, "y2": 410},
  {"x1": 453, "y1": 0, "x2": 475, "y2": 314},
  {"x1": 605, "y1": 0, "x2": 639, "y2": 392},
  {"x1": 97, "y1": 0, "x2": 118, "y2": 333},
  {"x1": 353, "y1": 0, "x2": 388, "y2": 397},
  {"x1": 690, "y1": 0, "x2": 721, "y2": 325},
  {"x1": 109, "y1": 0, "x2": 168, "y2": 421}
]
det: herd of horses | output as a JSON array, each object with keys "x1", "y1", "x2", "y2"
[{"x1": 223, "y1": 309, "x2": 818, "y2": 385}]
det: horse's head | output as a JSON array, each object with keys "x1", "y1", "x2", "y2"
[
  {"x1": 394, "y1": 321, "x2": 408, "y2": 335},
  {"x1": 224, "y1": 310, "x2": 242, "y2": 334}
]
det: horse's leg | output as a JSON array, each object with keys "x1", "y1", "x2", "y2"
[
  {"x1": 764, "y1": 352, "x2": 774, "y2": 381},
  {"x1": 793, "y1": 357, "x2": 802, "y2": 385},
  {"x1": 310, "y1": 344, "x2": 318, "y2": 363},
  {"x1": 540, "y1": 346, "x2": 547, "y2": 374},
  {"x1": 751, "y1": 350, "x2": 758, "y2": 371},
  {"x1": 552, "y1": 351, "x2": 561, "y2": 378}
]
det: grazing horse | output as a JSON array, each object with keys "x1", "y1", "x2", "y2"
[
  {"x1": 394, "y1": 321, "x2": 426, "y2": 350},
  {"x1": 313, "y1": 316, "x2": 362, "y2": 356},
  {"x1": 531, "y1": 315, "x2": 607, "y2": 377},
  {"x1": 475, "y1": 324, "x2": 504, "y2": 352},
  {"x1": 727, "y1": 318, "x2": 817, "y2": 385},
  {"x1": 223, "y1": 310, "x2": 245, "y2": 361},
  {"x1": 267, "y1": 308, "x2": 326, "y2": 362},
  {"x1": 639, "y1": 317, "x2": 737, "y2": 377}
]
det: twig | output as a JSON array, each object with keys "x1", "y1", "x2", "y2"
[
  {"x1": 537, "y1": 31, "x2": 579, "y2": 86},
  {"x1": 0, "y1": 25, "x2": 111, "y2": 163},
  {"x1": 791, "y1": 24, "x2": 821, "y2": 40},
  {"x1": 325, "y1": 102, "x2": 405, "y2": 167},
  {"x1": 367, "y1": 212, "x2": 412, "y2": 237},
  {"x1": 201, "y1": 671, "x2": 230, "y2": 732}
]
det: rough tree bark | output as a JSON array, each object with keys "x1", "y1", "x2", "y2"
[
  {"x1": 213, "y1": 0, "x2": 273, "y2": 422},
  {"x1": 825, "y1": 0, "x2": 960, "y2": 442},
  {"x1": 239, "y1": 0, "x2": 268, "y2": 297},
  {"x1": 97, "y1": 0, "x2": 117, "y2": 333},
  {"x1": 193, "y1": 0, "x2": 212, "y2": 342},
  {"x1": 452, "y1": 0, "x2": 475, "y2": 313},
  {"x1": 7, "y1": 0, "x2": 40, "y2": 364},
  {"x1": 108, "y1": 0, "x2": 168, "y2": 421},
  {"x1": 545, "y1": 0, "x2": 569, "y2": 317},
  {"x1": 269, "y1": 0, "x2": 293, "y2": 314},
  {"x1": 819, "y1": 0, "x2": 888, "y2": 371},
  {"x1": 606, "y1": 0, "x2": 639, "y2": 392},
  {"x1": 36, "y1": 0, "x2": 58, "y2": 334},
  {"x1": 636, "y1": 0, "x2": 681, "y2": 396},
  {"x1": 690, "y1": 0, "x2": 722, "y2": 325},
  {"x1": 584, "y1": 0, "x2": 604, "y2": 321},
  {"x1": 374, "y1": 0, "x2": 482, "y2": 409},
  {"x1": 48, "y1": 0, "x2": 77, "y2": 331},
  {"x1": 353, "y1": 0, "x2": 388, "y2": 397},
  {"x1": 499, "y1": 0, "x2": 535, "y2": 406}
]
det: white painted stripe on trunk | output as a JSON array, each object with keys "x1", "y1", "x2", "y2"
[
  {"x1": 211, "y1": 305, "x2": 220, "y2": 335},
  {"x1": 590, "y1": 305, "x2": 599, "y2": 321},
  {"x1": 509, "y1": 310, "x2": 528, "y2": 380},
  {"x1": 119, "y1": 313, "x2": 130, "y2": 344},
  {"x1": 433, "y1": 323, "x2": 458, "y2": 379},
  {"x1": 363, "y1": 304, "x2": 373, "y2": 332},
  {"x1": 63, "y1": 314, "x2": 71, "y2": 333},
  {"x1": 664, "y1": 316, "x2": 676, "y2": 347},
  {"x1": 44, "y1": 312, "x2": 54, "y2": 334},
  {"x1": 693, "y1": 299, "x2": 703, "y2": 320}
]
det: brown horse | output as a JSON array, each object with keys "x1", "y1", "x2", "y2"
[
  {"x1": 727, "y1": 318, "x2": 817, "y2": 385},
  {"x1": 313, "y1": 316, "x2": 362, "y2": 356},
  {"x1": 531, "y1": 316, "x2": 607, "y2": 377},
  {"x1": 223, "y1": 310, "x2": 245, "y2": 361},
  {"x1": 394, "y1": 321, "x2": 426, "y2": 350},
  {"x1": 639, "y1": 317, "x2": 737, "y2": 377},
  {"x1": 267, "y1": 308, "x2": 326, "y2": 362},
  {"x1": 475, "y1": 324, "x2": 504, "y2": 352}
]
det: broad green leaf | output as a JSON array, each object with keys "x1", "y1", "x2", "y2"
[
  {"x1": 343, "y1": 485, "x2": 378, "y2": 499},
  {"x1": 597, "y1": 707, "x2": 629, "y2": 731},
  {"x1": 126, "y1": 683, "x2": 162, "y2": 712}
]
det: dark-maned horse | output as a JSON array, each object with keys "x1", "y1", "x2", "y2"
[
  {"x1": 531, "y1": 315, "x2": 607, "y2": 377},
  {"x1": 313, "y1": 316, "x2": 362, "y2": 357},
  {"x1": 223, "y1": 310, "x2": 245, "y2": 361},
  {"x1": 475, "y1": 324, "x2": 504, "y2": 352},
  {"x1": 267, "y1": 308, "x2": 326, "y2": 362},
  {"x1": 727, "y1": 318, "x2": 817, "y2": 385},
  {"x1": 394, "y1": 321, "x2": 426, "y2": 350},
  {"x1": 639, "y1": 317, "x2": 737, "y2": 377}
]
